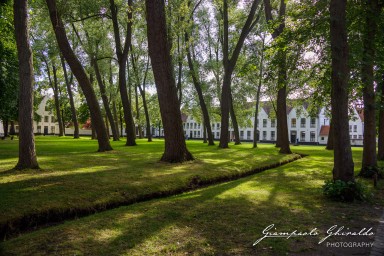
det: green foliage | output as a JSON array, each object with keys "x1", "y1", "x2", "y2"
[{"x1": 323, "y1": 179, "x2": 369, "y2": 202}]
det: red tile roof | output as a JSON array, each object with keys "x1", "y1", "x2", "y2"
[{"x1": 319, "y1": 125, "x2": 330, "y2": 136}]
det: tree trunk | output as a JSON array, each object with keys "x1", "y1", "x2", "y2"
[
  {"x1": 91, "y1": 125, "x2": 97, "y2": 140},
  {"x1": 185, "y1": 32, "x2": 214, "y2": 145},
  {"x1": 13, "y1": 0, "x2": 39, "y2": 169},
  {"x1": 10, "y1": 121, "x2": 15, "y2": 135},
  {"x1": 378, "y1": 73, "x2": 384, "y2": 160},
  {"x1": 60, "y1": 55, "x2": 79, "y2": 138},
  {"x1": 276, "y1": 51, "x2": 291, "y2": 154},
  {"x1": 360, "y1": 0, "x2": 379, "y2": 177},
  {"x1": 230, "y1": 95, "x2": 241, "y2": 145},
  {"x1": 52, "y1": 64, "x2": 64, "y2": 136},
  {"x1": 3, "y1": 119, "x2": 9, "y2": 138},
  {"x1": 253, "y1": 38, "x2": 264, "y2": 148},
  {"x1": 146, "y1": 0, "x2": 193, "y2": 162},
  {"x1": 93, "y1": 59, "x2": 120, "y2": 141},
  {"x1": 329, "y1": 0, "x2": 354, "y2": 183},
  {"x1": 326, "y1": 118, "x2": 334, "y2": 150},
  {"x1": 105, "y1": 115, "x2": 110, "y2": 139},
  {"x1": 219, "y1": 0, "x2": 259, "y2": 148},
  {"x1": 203, "y1": 121, "x2": 207, "y2": 143},
  {"x1": 109, "y1": 0, "x2": 136, "y2": 146},
  {"x1": 46, "y1": 0, "x2": 112, "y2": 152}
]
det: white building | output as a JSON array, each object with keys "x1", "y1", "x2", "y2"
[{"x1": 182, "y1": 103, "x2": 365, "y2": 146}]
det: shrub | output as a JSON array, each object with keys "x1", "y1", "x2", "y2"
[{"x1": 323, "y1": 180, "x2": 368, "y2": 202}]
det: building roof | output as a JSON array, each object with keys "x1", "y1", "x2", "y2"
[{"x1": 319, "y1": 125, "x2": 330, "y2": 136}]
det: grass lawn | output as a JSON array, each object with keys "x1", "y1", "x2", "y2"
[
  {"x1": 0, "y1": 142, "x2": 383, "y2": 255},
  {"x1": 0, "y1": 136, "x2": 298, "y2": 238}
]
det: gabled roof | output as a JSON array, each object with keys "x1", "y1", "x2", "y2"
[{"x1": 319, "y1": 125, "x2": 330, "y2": 136}]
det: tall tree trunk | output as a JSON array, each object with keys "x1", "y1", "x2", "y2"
[
  {"x1": 109, "y1": 63, "x2": 120, "y2": 141},
  {"x1": 46, "y1": 0, "x2": 112, "y2": 152},
  {"x1": 203, "y1": 120, "x2": 207, "y2": 143},
  {"x1": 91, "y1": 125, "x2": 97, "y2": 140},
  {"x1": 230, "y1": 95, "x2": 241, "y2": 145},
  {"x1": 60, "y1": 55, "x2": 79, "y2": 138},
  {"x1": 253, "y1": 56, "x2": 264, "y2": 148},
  {"x1": 105, "y1": 115, "x2": 110, "y2": 139},
  {"x1": 360, "y1": 0, "x2": 379, "y2": 177},
  {"x1": 378, "y1": 73, "x2": 384, "y2": 160},
  {"x1": 326, "y1": 118, "x2": 334, "y2": 150},
  {"x1": 109, "y1": 0, "x2": 136, "y2": 146},
  {"x1": 3, "y1": 119, "x2": 9, "y2": 138},
  {"x1": 219, "y1": 0, "x2": 260, "y2": 148},
  {"x1": 185, "y1": 32, "x2": 214, "y2": 146},
  {"x1": 276, "y1": 51, "x2": 291, "y2": 154},
  {"x1": 264, "y1": 0, "x2": 290, "y2": 154},
  {"x1": 93, "y1": 59, "x2": 120, "y2": 141},
  {"x1": 329, "y1": 0, "x2": 354, "y2": 183},
  {"x1": 52, "y1": 64, "x2": 64, "y2": 136},
  {"x1": 10, "y1": 121, "x2": 15, "y2": 135},
  {"x1": 13, "y1": 0, "x2": 39, "y2": 169},
  {"x1": 176, "y1": 34, "x2": 183, "y2": 105},
  {"x1": 146, "y1": 0, "x2": 193, "y2": 162}
]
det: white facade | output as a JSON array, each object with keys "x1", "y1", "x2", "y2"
[{"x1": 182, "y1": 104, "x2": 365, "y2": 145}]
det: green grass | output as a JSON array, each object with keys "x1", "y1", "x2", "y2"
[
  {"x1": 0, "y1": 136, "x2": 297, "y2": 232},
  {"x1": 0, "y1": 143, "x2": 383, "y2": 255}
]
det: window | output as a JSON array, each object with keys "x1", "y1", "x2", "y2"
[
  {"x1": 37, "y1": 126, "x2": 41, "y2": 133},
  {"x1": 217, "y1": 123, "x2": 220, "y2": 129},
  {"x1": 353, "y1": 135, "x2": 357, "y2": 139},
  {"x1": 310, "y1": 132, "x2": 315, "y2": 142},
  {"x1": 51, "y1": 116, "x2": 55, "y2": 123},
  {"x1": 321, "y1": 137, "x2": 324, "y2": 141},
  {"x1": 262, "y1": 131, "x2": 267, "y2": 140},
  {"x1": 291, "y1": 118, "x2": 296, "y2": 128},
  {"x1": 197, "y1": 131, "x2": 200, "y2": 137},
  {"x1": 194, "y1": 131, "x2": 196, "y2": 137},
  {"x1": 271, "y1": 131, "x2": 275, "y2": 141},
  {"x1": 300, "y1": 131, "x2": 305, "y2": 141},
  {"x1": 240, "y1": 130, "x2": 244, "y2": 139},
  {"x1": 310, "y1": 118, "x2": 316, "y2": 128},
  {"x1": 216, "y1": 132, "x2": 220, "y2": 138},
  {"x1": 194, "y1": 123, "x2": 197, "y2": 129},
  {"x1": 271, "y1": 119, "x2": 276, "y2": 128},
  {"x1": 263, "y1": 119, "x2": 267, "y2": 128},
  {"x1": 197, "y1": 124, "x2": 200, "y2": 129},
  {"x1": 353, "y1": 125, "x2": 357, "y2": 132},
  {"x1": 358, "y1": 135, "x2": 363, "y2": 139},
  {"x1": 301, "y1": 118, "x2": 306, "y2": 128},
  {"x1": 349, "y1": 125, "x2": 352, "y2": 132},
  {"x1": 247, "y1": 131, "x2": 251, "y2": 140},
  {"x1": 44, "y1": 116, "x2": 49, "y2": 122},
  {"x1": 187, "y1": 123, "x2": 189, "y2": 129},
  {"x1": 350, "y1": 135, "x2": 352, "y2": 139},
  {"x1": 51, "y1": 126, "x2": 55, "y2": 134}
]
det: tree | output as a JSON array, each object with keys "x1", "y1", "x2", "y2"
[
  {"x1": 263, "y1": 0, "x2": 291, "y2": 154},
  {"x1": 46, "y1": 0, "x2": 112, "y2": 152},
  {"x1": 329, "y1": 0, "x2": 354, "y2": 183},
  {"x1": 219, "y1": 0, "x2": 261, "y2": 148},
  {"x1": 359, "y1": 0, "x2": 380, "y2": 177},
  {"x1": 60, "y1": 55, "x2": 80, "y2": 138},
  {"x1": 109, "y1": 0, "x2": 136, "y2": 146},
  {"x1": 13, "y1": 0, "x2": 39, "y2": 169},
  {"x1": 146, "y1": 0, "x2": 193, "y2": 162}
]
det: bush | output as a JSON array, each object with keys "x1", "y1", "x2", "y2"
[{"x1": 323, "y1": 180, "x2": 368, "y2": 202}]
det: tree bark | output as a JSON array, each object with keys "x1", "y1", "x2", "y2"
[
  {"x1": 52, "y1": 64, "x2": 65, "y2": 136},
  {"x1": 360, "y1": 0, "x2": 379, "y2": 176},
  {"x1": 13, "y1": 0, "x2": 39, "y2": 169},
  {"x1": 3, "y1": 119, "x2": 9, "y2": 138},
  {"x1": 378, "y1": 73, "x2": 384, "y2": 160},
  {"x1": 276, "y1": 51, "x2": 291, "y2": 154},
  {"x1": 60, "y1": 55, "x2": 79, "y2": 138},
  {"x1": 219, "y1": 0, "x2": 260, "y2": 148},
  {"x1": 185, "y1": 32, "x2": 214, "y2": 146},
  {"x1": 253, "y1": 39, "x2": 265, "y2": 148},
  {"x1": 329, "y1": 0, "x2": 354, "y2": 182},
  {"x1": 146, "y1": 0, "x2": 193, "y2": 162},
  {"x1": 230, "y1": 95, "x2": 241, "y2": 145},
  {"x1": 93, "y1": 59, "x2": 120, "y2": 141},
  {"x1": 326, "y1": 118, "x2": 334, "y2": 150},
  {"x1": 46, "y1": 0, "x2": 112, "y2": 152},
  {"x1": 109, "y1": 0, "x2": 136, "y2": 146}
]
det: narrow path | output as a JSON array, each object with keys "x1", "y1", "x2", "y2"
[
  {"x1": 0, "y1": 154, "x2": 303, "y2": 241},
  {"x1": 371, "y1": 210, "x2": 384, "y2": 256}
]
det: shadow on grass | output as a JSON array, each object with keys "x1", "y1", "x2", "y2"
[{"x1": 1, "y1": 158, "x2": 380, "y2": 255}]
